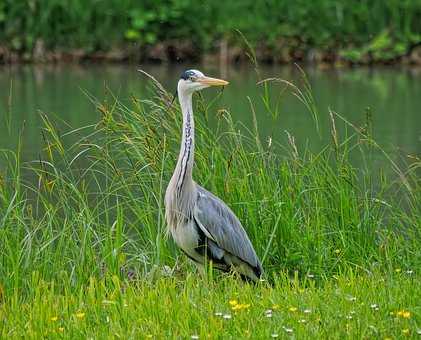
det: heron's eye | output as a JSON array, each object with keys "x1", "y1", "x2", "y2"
[{"x1": 189, "y1": 75, "x2": 197, "y2": 82}]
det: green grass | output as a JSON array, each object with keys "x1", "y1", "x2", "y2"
[
  {"x1": 1, "y1": 272, "x2": 420, "y2": 338},
  {"x1": 0, "y1": 70, "x2": 420, "y2": 338}
]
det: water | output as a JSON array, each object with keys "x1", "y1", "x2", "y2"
[{"x1": 0, "y1": 64, "x2": 420, "y2": 168}]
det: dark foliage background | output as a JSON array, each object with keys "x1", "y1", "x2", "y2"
[{"x1": 0, "y1": 0, "x2": 420, "y2": 63}]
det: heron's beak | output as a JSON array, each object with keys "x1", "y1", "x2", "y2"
[{"x1": 197, "y1": 76, "x2": 229, "y2": 86}]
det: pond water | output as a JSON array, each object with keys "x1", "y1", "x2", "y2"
[{"x1": 0, "y1": 64, "x2": 420, "y2": 170}]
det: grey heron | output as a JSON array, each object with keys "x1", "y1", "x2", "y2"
[{"x1": 165, "y1": 69, "x2": 263, "y2": 281}]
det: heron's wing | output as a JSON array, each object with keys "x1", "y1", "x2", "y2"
[{"x1": 194, "y1": 185, "x2": 263, "y2": 277}]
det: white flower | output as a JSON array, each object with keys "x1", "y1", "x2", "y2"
[
  {"x1": 369, "y1": 325, "x2": 377, "y2": 332},
  {"x1": 282, "y1": 326, "x2": 293, "y2": 333},
  {"x1": 346, "y1": 295, "x2": 356, "y2": 302}
]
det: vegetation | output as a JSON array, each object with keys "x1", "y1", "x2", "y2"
[
  {"x1": 1, "y1": 273, "x2": 420, "y2": 338},
  {"x1": 0, "y1": 0, "x2": 420, "y2": 63},
  {"x1": 0, "y1": 70, "x2": 420, "y2": 337}
]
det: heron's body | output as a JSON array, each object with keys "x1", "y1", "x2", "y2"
[{"x1": 165, "y1": 70, "x2": 263, "y2": 281}]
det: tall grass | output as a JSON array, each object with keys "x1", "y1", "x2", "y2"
[{"x1": 0, "y1": 69, "x2": 420, "y2": 300}]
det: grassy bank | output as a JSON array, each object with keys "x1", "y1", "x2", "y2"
[
  {"x1": 0, "y1": 1, "x2": 420, "y2": 64},
  {"x1": 0, "y1": 70, "x2": 420, "y2": 337}
]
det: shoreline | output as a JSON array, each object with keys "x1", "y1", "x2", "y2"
[{"x1": 1, "y1": 41, "x2": 421, "y2": 66}]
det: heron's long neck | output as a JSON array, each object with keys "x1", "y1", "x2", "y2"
[{"x1": 174, "y1": 90, "x2": 195, "y2": 193}]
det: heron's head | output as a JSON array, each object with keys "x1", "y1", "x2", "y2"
[{"x1": 177, "y1": 69, "x2": 228, "y2": 95}]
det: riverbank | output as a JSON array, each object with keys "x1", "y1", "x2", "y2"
[
  {"x1": 1, "y1": 1, "x2": 420, "y2": 65},
  {"x1": 1, "y1": 39, "x2": 421, "y2": 66}
]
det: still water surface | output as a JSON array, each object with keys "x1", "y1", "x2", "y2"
[{"x1": 0, "y1": 64, "x2": 420, "y2": 169}]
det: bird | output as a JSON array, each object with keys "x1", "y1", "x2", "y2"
[{"x1": 165, "y1": 69, "x2": 263, "y2": 281}]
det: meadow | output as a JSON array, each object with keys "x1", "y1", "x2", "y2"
[{"x1": 0, "y1": 69, "x2": 420, "y2": 338}]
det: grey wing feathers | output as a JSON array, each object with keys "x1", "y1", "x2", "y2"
[{"x1": 194, "y1": 185, "x2": 263, "y2": 276}]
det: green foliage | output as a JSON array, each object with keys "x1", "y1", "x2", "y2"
[{"x1": 0, "y1": 1, "x2": 420, "y2": 62}]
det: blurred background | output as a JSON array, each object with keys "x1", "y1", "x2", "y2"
[
  {"x1": 0, "y1": 0, "x2": 420, "y2": 64},
  {"x1": 0, "y1": 0, "x2": 420, "y2": 167}
]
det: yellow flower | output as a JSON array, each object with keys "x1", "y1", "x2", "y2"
[
  {"x1": 50, "y1": 316, "x2": 58, "y2": 322},
  {"x1": 403, "y1": 311, "x2": 411, "y2": 318},
  {"x1": 229, "y1": 299, "x2": 238, "y2": 306},
  {"x1": 75, "y1": 312, "x2": 85, "y2": 319},
  {"x1": 232, "y1": 303, "x2": 251, "y2": 311},
  {"x1": 58, "y1": 327, "x2": 64, "y2": 333},
  {"x1": 395, "y1": 268, "x2": 402, "y2": 273},
  {"x1": 402, "y1": 329, "x2": 410, "y2": 335},
  {"x1": 334, "y1": 249, "x2": 341, "y2": 254},
  {"x1": 289, "y1": 307, "x2": 298, "y2": 312},
  {"x1": 397, "y1": 310, "x2": 411, "y2": 318}
]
